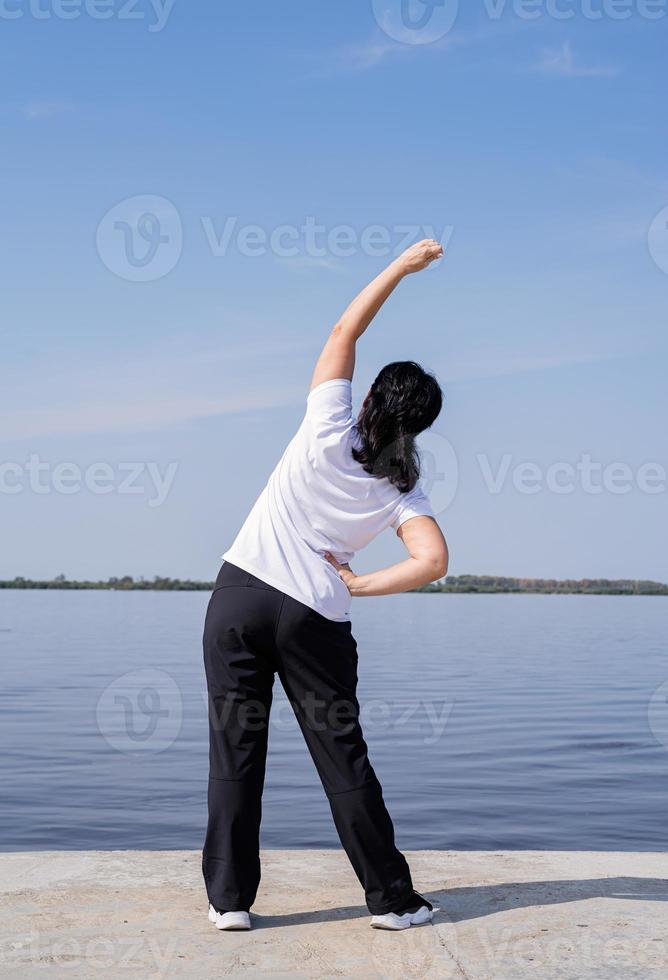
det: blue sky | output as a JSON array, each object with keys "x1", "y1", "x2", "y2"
[{"x1": 1, "y1": 0, "x2": 666, "y2": 582}]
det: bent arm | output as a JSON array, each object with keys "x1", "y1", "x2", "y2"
[
  {"x1": 325, "y1": 516, "x2": 449, "y2": 597},
  {"x1": 310, "y1": 240, "x2": 444, "y2": 391}
]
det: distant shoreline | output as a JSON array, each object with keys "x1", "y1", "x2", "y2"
[{"x1": 2, "y1": 575, "x2": 667, "y2": 595}]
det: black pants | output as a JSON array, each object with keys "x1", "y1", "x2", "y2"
[{"x1": 202, "y1": 561, "x2": 414, "y2": 915}]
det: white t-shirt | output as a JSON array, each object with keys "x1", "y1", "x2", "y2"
[{"x1": 222, "y1": 378, "x2": 435, "y2": 621}]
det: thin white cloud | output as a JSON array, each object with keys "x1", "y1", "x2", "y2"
[
  {"x1": 0, "y1": 389, "x2": 301, "y2": 442},
  {"x1": 328, "y1": 17, "x2": 533, "y2": 75},
  {"x1": 332, "y1": 36, "x2": 411, "y2": 72},
  {"x1": 1, "y1": 348, "x2": 617, "y2": 440},
  {"x1": 531, "y1": 42, "x2": 619, "y2": 79},
  {"x1": 442, "y1": 346, "x2": 629, "y2": 384},
  {"x1": 330, "y1": 23, "x2": 477, "y2": 74},
  {"x1": 0, "y1": 338, "x2": 310, "y2": 442},
  {"x1": 276, "y1": 254, "x2": 345, "y2": 274},
  {"x1": 21, "y1": 101, "x2": 74, "y2": 120},
  {"x1": 576, "y1": 157, "x2": 668, "y2": 194}
]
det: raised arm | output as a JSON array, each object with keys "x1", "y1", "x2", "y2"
[{"x1": 310, "y1": 239, "x2": 444, "y2": 391}]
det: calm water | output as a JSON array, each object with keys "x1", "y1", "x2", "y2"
[{"x1": 1, "y1": 590, "x2": 667, "y2": 852}]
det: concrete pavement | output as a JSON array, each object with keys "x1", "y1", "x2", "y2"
[{"x1": 1, "y1": 849, "x2": 667, "y2": 978}]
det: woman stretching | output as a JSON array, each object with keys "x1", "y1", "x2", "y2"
[{"x1": 203, "y1": 240, "x2": 449, "y2": 931}]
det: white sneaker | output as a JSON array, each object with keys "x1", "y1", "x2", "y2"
[
  {"x1": 208, "y1": 904, "x2": 251, "y2": 930},
  {"x1": 216, "y1": 910, "x2": 251, "y2": 931},
  {"x1": 370, "y1": 904, "x2": 437, "y2": 930}
]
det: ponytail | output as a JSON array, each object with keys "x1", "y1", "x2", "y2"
[
  {"x1": 352, "y1": 361, "x2": 442, "y2": 493},
  {"x1": 353, "y1": 425, "x2": 420, "y2": 493}
]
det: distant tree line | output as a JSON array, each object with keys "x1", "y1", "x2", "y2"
[
  {"x1": 1, "y1": 574, "x2": 667, "y2": 595},
  {"x1": 0, "y1": 575, "x2": 214, "y2": 592},
  {"x1": 415, "y1": 576, "x2": 668, "y2": 596}
]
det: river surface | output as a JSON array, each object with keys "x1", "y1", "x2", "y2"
[{"x1": 1, "y1": 590, "x2": 667, "y2": 851}]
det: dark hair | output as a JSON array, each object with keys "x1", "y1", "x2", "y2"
[{"x1": 352, "y1": 361, "x2": 443, "y2": 493}]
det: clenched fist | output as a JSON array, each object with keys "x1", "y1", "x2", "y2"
[{"x1": 397, "y1": 239, "x2": 444, "y2": 276}]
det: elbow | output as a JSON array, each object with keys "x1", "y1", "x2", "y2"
[
  {"x1": 437, "y1": 559, "x2": 449, "y2": 581},
  {"x1": 433, "y1": 554, "x2": 449, "y2": 581},
  {"x1": 423, "y1": 548, "x2": 449, "y2": 584}
]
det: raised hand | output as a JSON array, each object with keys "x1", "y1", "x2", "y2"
[{"x1": 397, "y1": 239, "x2": 444, "y2": 276}]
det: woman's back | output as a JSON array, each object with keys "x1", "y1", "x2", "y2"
[{"x1": 222, "y1": 378, "x2": 434, "y2": 622}]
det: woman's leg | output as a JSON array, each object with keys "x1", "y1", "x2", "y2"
[
  {"x1": 202, "y1": 569, "x2": 278, "y2": 912},
  {"x1": 274, "y1": 596, "x2": 414, "y2": 915}
]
